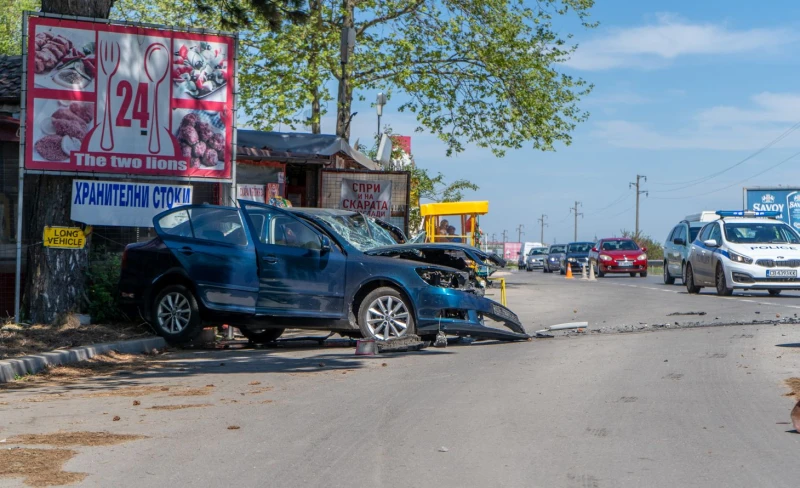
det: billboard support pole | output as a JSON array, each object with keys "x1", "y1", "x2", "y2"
[
  {"x1": 230, "y1": 36, "x2": 239, "y2": 206},
  {"x1": 15, "y1": 11, "x2": 29, "y2": 324}
]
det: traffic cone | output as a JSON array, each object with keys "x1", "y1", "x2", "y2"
[
  {"x1": 565, "y1": 263, "x2": 574, "y2": 279},
  {"x1": 580, "y1": 264, "x2": 588, "y2": 280},
  {"x1": 589, "y1": 262, "x2": 597, "y2": 281}
]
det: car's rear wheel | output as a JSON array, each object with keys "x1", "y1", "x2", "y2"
[
  {"x1": 663, "y1": 261, "x2": 675, "y2": 284},
  {"x1": 152, "y1": 285, "x2": 201, "y2": 344},
  {"x1": 358, "y1": 287, "x2": 415, "y2": 341},
  {"x1": 685, "y1": 264, "x2": 701, "y2": 294},
  {"x1": 768, "y1": 289, "x2": 782, "y2": 296},
  {"x1": 715, "y1": 264, "x2": 733, "y2": 296},
  {"x1": 239, "y1": 328, "x2": 285, "y2": 344}
]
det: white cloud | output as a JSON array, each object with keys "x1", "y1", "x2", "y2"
[
  {"x1": 565, "y1": 13, "x2": 796, "y2": 71},
  {"x1": 696, "y1": 92, "x2": 800, "y2": 126},
  {"x1": 592, "y1": 90, "x2": 800, "y2": 150},
  {"x1": 592, "y1": 119, "x2": 800, "y2": 151}
]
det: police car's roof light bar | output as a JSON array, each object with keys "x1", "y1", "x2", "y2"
[{"x1": 715, "y1": 210, "x2": 781, "y2": 219}]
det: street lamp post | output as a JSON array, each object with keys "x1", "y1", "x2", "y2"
[{"x1": 376, "y1": 92, "x2": 387, "y2": 140}]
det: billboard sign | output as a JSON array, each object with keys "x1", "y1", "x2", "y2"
[
  {"x1": 237, "y1": 184, "x2": 266, "y2": 203},
  {"x1": 25, "y1": 15, "x2": 235, "y2": 179},
  {"x1": 744, "y1": 188, "x2": 800, "y2": 230},
  {"x1": 70, "y1": 179, "x2": 193, "y2": 227},
  {"x1": 340, "y1": 178, "x2": 392, "y2": 219}
]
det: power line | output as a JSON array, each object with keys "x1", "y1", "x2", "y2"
[
  {"x1": 649, "y1": 120, "x2": 800, "y2": 192},
  {"x1": 585, "y1": 191, "x2": 630, "y2": 216},
  {"x1": 650, "y1": 149, "x2": 800, "y2": 200}
]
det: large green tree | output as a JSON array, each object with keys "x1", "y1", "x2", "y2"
[{"x1": 113, "y1": 0, "x2": 594, "y2": 152}]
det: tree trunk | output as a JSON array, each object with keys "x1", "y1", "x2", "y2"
[
  {"x1": 23, "y1": 0, "x2": 113, "y2": 323},
  {"x1": 335, "y1": 0, "x2": 354, "y2": 140},
  {"x1": 309, "y1": 0, "x2": 321, "y2": 134}
]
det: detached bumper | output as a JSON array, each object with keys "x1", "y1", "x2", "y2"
[{"x1": 415, "y1": 288, "x2": 530, "y2": 341}]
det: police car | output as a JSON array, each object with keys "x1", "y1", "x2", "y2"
[{"x1": 685, "y1": 211, "x2": 800, "y2": 296}]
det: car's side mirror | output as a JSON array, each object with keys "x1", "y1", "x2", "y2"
[
  {"x1": 591, "y1": 247, "x2": 598, "y2": 253},
  {"x1": 641, "y1": 247, "x2": 647, "y2": 252},
  {"x1": 703, "y1": 239, "x2": 719, "y2": 248},
  {"x1": 673, "y1": 238, "x2": 685, "y2": 246},
  {"x1": 320, "y1": 235, "x2": 332, "y2": 253}
]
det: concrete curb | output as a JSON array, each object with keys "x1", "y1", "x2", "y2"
[{"x1": 0, "y1": 336, "x2": 166, "y2": 384}]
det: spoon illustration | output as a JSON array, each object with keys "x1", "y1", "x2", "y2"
[{"x1": 144, "y1": 43, "x2": 170, "y2": 154}]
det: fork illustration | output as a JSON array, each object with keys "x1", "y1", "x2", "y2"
[{"x1": 99, "y1": 40, "x2": 121, "y2": 151}]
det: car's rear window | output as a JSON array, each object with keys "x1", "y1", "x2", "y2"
[{"x1": 689, "y1": 226, "x2": 702, "y2": 242}]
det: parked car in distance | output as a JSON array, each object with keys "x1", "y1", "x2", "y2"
[
  {"x1": 560, "y1": 242, "x2": 593, "y2": 275},
  {"x1": 544, "y1": 244, "x2": 566, "y2": 273},
  {"x1": 119, "y1": 203, "x2": 529, "y2": 345},
  {"x1": 663, "y1": 213, "x2": 715, "y2": 284},
  {"x1": 524, "y1": 247, "x2": 549, "y2": 271},
  {"x1": 589, "y1": 238, "x2": 648, "y2": 277},
  {"x1": 517, "y1": 241, "x2": 544, "y2": 268}
]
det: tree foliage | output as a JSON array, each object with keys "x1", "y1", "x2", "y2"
[
  {"x1": 620, "y1": 230, "x2": 664, "y2": 261},
  {"x1": 114, "y1": 0, "x2": 594, "y2": 151},
  {"x1": 0, "y1": 0, "x2": 39, "y2": 56}
]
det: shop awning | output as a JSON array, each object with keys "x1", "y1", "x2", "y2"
[{"x1": 237, "y1": 130, "x2": 379, "y2": 170}]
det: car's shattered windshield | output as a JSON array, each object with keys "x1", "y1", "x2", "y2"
[{"x1": 314, "y1": 213, "x2": 397, "y2": 251}]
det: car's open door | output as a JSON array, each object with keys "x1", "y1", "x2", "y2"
[{"x1": 153, "y1": 205, "x2": 259, "y2": 314}]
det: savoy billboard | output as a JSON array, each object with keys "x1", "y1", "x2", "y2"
[{"x1": 744, "y1": 188, "x2": 800, "y2": 230}]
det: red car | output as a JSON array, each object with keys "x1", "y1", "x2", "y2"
[{"x1": 589, "y1": 238, "x2": 648, "y2": 277}]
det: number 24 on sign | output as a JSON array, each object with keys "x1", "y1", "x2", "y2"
[{"x1": 115, "y1": 81, "x2": 150, "y2": 128}]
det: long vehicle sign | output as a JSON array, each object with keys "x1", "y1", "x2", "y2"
[{"x1": 24, "y1": 15, "x2": 235, "y2": 180}]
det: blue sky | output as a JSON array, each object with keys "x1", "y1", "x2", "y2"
[{"x1": 333, "y1": 1, "x2": 800, "y2": 244}]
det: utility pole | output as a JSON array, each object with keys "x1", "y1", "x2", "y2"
[
  {"x1": 516, "y1": 224, "x2": 525, "y2": 243},
  {"x1": 629, "y1": 175, "x2": 648, "y2": 238},
  {"x1": 570, "y1": 202, "x2": 583, "y2": 241},
  {"x1": 502, "y1": 230, "x2": 508, "y2": 244},
  {"x1": 537, "y1": 214, "x2": 548, "y2": 244}
]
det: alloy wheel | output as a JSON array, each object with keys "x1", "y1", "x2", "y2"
[
  {"x1": 365, "y1": 295, "x2": 410, "y2": 340},
  {"x1": 157, "y1": 292, "x2": 192, "y2": 334}
]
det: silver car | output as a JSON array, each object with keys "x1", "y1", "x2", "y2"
[
  {"x1": 525, "y1": 247, "x2": 549, "y2": 271},
  {"x1": 543, "y1": 244, "x2": 566, "y2": 273}
]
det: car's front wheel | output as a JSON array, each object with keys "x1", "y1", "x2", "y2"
[
  {"x1": 663, "y1": 261, "x2": 675, "y2": 284},
  {"x1": 768, "y1": 289, "x2": 782, "y2": 296},
  {"x1": 152, "y1": 285, "x2": 201, "y2": 344},
  {"x1": 358, "y1": 287, "x2": 416, "y2": 341},
  {"x1": 239, "y1": 328, "x2": 285, "y2": 344},
  {"x1": 685, "y1": 264, "x2": 702, "y2": 294},
  {"x1": 715, "y1": 264, "x2": 734, "y2": 296},
  {"x1": 640, "y1": 271, "x2": 648, "y2": 278}
]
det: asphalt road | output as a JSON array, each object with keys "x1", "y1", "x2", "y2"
[{"x1": 1, "y1": 270, "x2": 799, "y2": 487}]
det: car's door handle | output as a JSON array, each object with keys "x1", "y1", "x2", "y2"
[
  {"x1": 262, "y1": 255, "x2": 278, "y2": 264},
  {"x1": 180, "y1": 246, "x2": 194, "y2": 255}
]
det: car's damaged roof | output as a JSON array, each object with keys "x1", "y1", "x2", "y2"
[{"x1": 365, "y1": 242, "x2": 506, "y2": 267}]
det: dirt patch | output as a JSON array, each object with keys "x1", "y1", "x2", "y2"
[
  {"x1": 245, "y1": 386, "x2": 273, "y2": 395},
  {"x1": 17, "y1": 384, "x2": 205, "y2": 403},
  {"x1": 7, "y1": 431, "x2": 147, "y2": 447},
  {"x1": 168, "y1": 388, "x2": 210, "y2": 397},
  {"x1": 0, "y1": 318, "x2": 153, "y2": 360},
  {"x1": 148, "y1": 403, "x2": 212, "y2": 411},
  {"x1": 0, "y1": 448, "x2": 86, "y2": 487},
  {"x1": 2, "y1": 351, "x2": 163, "y2": 390},
  {"x1": 785, "y1": 377, "x2": 800, "y2": 399}
]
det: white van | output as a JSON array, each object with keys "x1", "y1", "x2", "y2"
[{"x1": 517, "y1": 242, "x2": 545, "y2": 267}]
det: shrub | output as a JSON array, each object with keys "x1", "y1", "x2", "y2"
[{"x1": 86, "y1": 254, "x2": 126, "y2": 323}]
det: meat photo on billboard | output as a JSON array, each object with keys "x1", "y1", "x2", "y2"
[
  {"x1": 33, "y1": 26, "x2": 96, "y2": 92},
  {"x1": 32, "y1": 99, "x2": 95, "y2": 162},
  {"x1": 172, "y1": 40, "x2": 228, "y2": 102},
  {"x1": 173, "y1": 109, "x2": 226, "y2": 169}
]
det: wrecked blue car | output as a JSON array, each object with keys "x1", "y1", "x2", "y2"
[{"x1": 119, "y1": 202, "x2": 529, "y2": 344}]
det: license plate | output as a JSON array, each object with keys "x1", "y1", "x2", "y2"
[
  {"x1": 618, "y1": 261, "x2": 632, "y2": 267},
  {"x1": 767, "y1": 269, "x2": 797, "y2": 277}
]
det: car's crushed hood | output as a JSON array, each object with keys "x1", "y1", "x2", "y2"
[{"x1": 365, "y1": 243, "x2": 506, "y2": 268}]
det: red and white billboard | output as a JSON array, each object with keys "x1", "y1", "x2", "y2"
[{"x1": 25, "y1": 16, "x2": 235, "y2": 179}]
